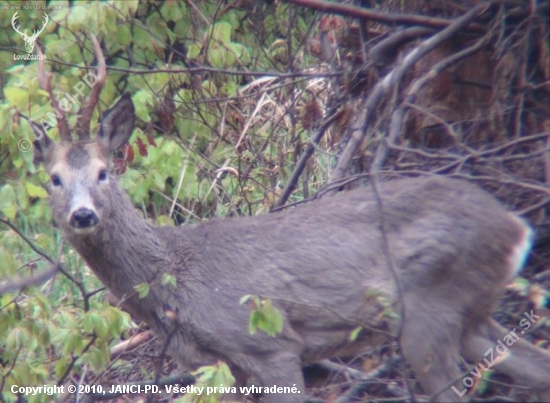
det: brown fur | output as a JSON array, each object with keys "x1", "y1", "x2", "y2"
[{"x1": 34, "y1": 94, "x2": 550, "y2": 403}]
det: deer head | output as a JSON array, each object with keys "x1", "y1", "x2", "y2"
[
  {"x1": 33, "y1": 94, "x2": 135, "y2": 235},
  {"x1": 31, "y1": 35, "x2": 134, "y2": 235}
]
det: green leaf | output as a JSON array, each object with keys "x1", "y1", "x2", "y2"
[
  {"x1": 55, "y1": 356, "x2": 69, "y2": 379},
  {"x1": 0, "y1": 247, "x2": 17, "y2": 276},
  {"x1": 152, "y1": 171, "x2": 165, "y2": 190},
  {"x1": 105, "y1": 307, "x2": 121, "y2": 335},
  {"x1": 34, "y1": 233, "x2": 54, "y2": 250},
  {"x1": 211, "y1": 361, "x2": 235, "y2": 387},
  {"x1": 48, "y1": 40, "x2": 79, "y2": 59},
  {"x1": 34, "y1": 293, "x2": 53, "y2": 319},
  {"x1": 161, "y1": 139, "x2": 179, "y2": 156},
  {"x1": 231, "y1": 42, "x2": 250, "y2": 64},
  {"x1": 63, "y1": 331, "x2": 84, "y2": 355},
  {"x1": 190, "y1": 362, "x2": 235, "y2": 403},
  {"x1": 209, "y1": 48, "x2": 225, "y2": 69},
  {"x1": 0, "y1": 184, "x2": 17, "y2": 218},
  {"x1": 187, "y1": 43, "x2": 201, "y2": 61},
  {"x1": 160, "y1": 1, "x2": 184, "y2": 22},
  {"x1": 134, "y1": 282, "x2": 150, "y2": 299},
  {"x1": 6, "y1": 327, "x2": 25, "y2": 350},
  {"x1": 156, "y1": 214, "x2": 173, "y2": 226},
  {"x1": 161, "y1": 273, "x2": 177, "y2": 288},
  {"x1": 223, "y1": 80, "x2": 238, "y2": 97},
  {"x1": 133, "y1": 91, "x2": 152, "y2": 122},
  {"x1": 1, "y1": 204, "x2": 17, "y2": 221},
  {"x1": 212, "y1": 21, "x2": 232, "y2": 45},
  {"x1": 116, "y1": 25, "x2": 132, "y2": 48},
  {"x1": 239, "y1": 294, "x2": 253, "y2": 305},
  {"x1": 83, "y1": 311, "x2": 109, "y2": 339},
  {"x1": 148, "y1": 73, "x2": 171, "y2": 93},
  {"x1": 25, "y1": 182, "x2": 49, "y2": 199},
  {"x1": 67, "y1": 5, "x2": 89, "y2": 31},
  {"x1": 0, "y1": 105, "x2": 12, "y2": 134},
  {"x1": 243, "y1": 296, "x2": 284, "y2": 337},
  {"x1": 202, "y1": 80, "x2": 217, "y2": 95},
  {"x1": 5, "y1": 87, "x2": 29, "y2": 109},
  {"x1": 85, "y1": 346, "x2": 108, "y2": 372},
  {"x1": 112, "y1": 0, "x2": 139, "y2": 17},
  {"x1": 260, "y1": 300, "x2": 284, "y2": 336},
  {"x1": 349, "y1": 326, "x2": 363, "y2": 341}
]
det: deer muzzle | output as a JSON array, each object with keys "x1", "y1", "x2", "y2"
[{"x1": 70, "y1": 208, "x2": 99, "y2": 233}]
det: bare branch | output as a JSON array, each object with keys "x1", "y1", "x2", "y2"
[
  {"x1": 368, "y1": 27, "x2": 434, "y2": 65},
  {"x1": 110, "y1": 330, "x2": 154, "y2": 359},
  {"x1": 330, "y1": 3, "x2": 490, "y2": 185},
  {"x1": 372, "y1": 32, "x2": 491, "y2": 172},
  {"x1": 0, "y1": 263, "x2": 59, "y2": 294},
  {"x1": 48, "y1": 59, "x2": 341, "y2": 79},
  {"x1": 333, "y1": 357, "x2": 405, "y2": 403},
  {"x1": 285, "y1": 0, "x2": 486, "y2": 31},
  {"x1": 275, "y1": 111, "x2": 339, "y2": 208}
]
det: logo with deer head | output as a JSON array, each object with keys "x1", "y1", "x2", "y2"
[{"x1": 11, "y1": 11, "x2": 49, "y2": 54}]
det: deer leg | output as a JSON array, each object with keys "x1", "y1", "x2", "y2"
[
  {"x1": 221, "y1": 366, "x2": 247, "y2": 402},
  {"x1": 400, "y1": 301, "x2": 465, "y2": 402},
  {"x1": 462, "y1": 317, "x2": 550, "y2": 400},
  {"x1": 251, "y1": 351, "x2": 306, "y2": 403}
]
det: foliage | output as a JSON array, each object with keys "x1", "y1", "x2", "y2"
[
  {"x1": 182, "y1": 361, "x2": 236, "y2": 403},
  {"x1": 239, "y1": 294, "x2": 284, "y2": 337},
  {"x1": 0, "y1": 1, "x2": 329, "y2": 401},
  {"x1": 1, "y1": 0, "x2": 549, "y2": 402}
]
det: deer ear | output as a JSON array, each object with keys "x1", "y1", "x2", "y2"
[
  {"x1": 32, "y1": 121, "x2": 55, "y2": 167},
  {"x1": 97, "y1": 93, "x2": 135, "y2": 153}
]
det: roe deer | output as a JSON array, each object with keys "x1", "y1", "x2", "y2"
[{"x1": 32, "y1": 41, "x2": 550, "y2": 403}]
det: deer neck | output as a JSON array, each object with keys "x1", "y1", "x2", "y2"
[{"x1": 64, "y1": 180, "x2": 171, "y2": 301}]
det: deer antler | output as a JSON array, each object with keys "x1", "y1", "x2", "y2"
[
  {"x1": 35, "y1": 14, "x2": 49, "y2": 37},
  {"x1": 77, "y1": 35, "x2": 106, "y2": 141},
  {"x1": 11, "y1": 12, "x2": 27, "y2": 37},
  {"x1": 37, "y1": 45, "x2": 72, "y2": 141}
]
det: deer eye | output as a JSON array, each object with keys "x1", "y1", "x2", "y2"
[
  {"x1": 98, "y1": 169, "x2": 108, "y2": 182},
  {"x1": 51, "y1": 174, "x2": 62, "y2": 187}
]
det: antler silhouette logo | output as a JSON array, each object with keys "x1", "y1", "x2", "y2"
[{"x1": 12, "y1": 12, "x2": 49, "y2": 54}]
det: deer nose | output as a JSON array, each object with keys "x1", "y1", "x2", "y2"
[{"x1": 70, "y1": 208, "x2": 99, "y2": 229}]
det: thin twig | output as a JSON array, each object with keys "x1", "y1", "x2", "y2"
[
  {"x1": 368, "y1": 27, "x2": 434, "y2": 65},
  {"x1": 333, "y1": 356, "x2": 403, "y2": 403},
  {"x1": 275, "y1": 111, "x2": 339, "y2": 208},
  {"x1": 57, "y1": 335, "x2": 98, "y2": 386},
  {"x1": 48, "y1": 58, "x2": 342, "y2": 78},
  {"x1": 285, "y1": 0, "x2": 486, "y2": 31},
  {"x1": 0, "y1": 263, "x2": 59, "y2": 294},
  {"x1": 367, "y1": 174, "x2": 415, "y2": 401},
  {"x1": 0, "y1": 218, "x2": 54, "y2": 263}
]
